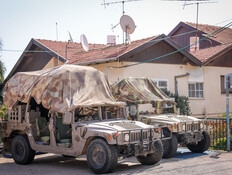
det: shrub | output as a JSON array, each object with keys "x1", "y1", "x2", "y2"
[
  {"x1": 214, "y1": 137, "x2": 232, "y2": 151},
  {"x1": 163, "y1": 90, "x2": 191, "y2": 115}
]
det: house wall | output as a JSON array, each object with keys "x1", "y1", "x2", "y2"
[
  {"x1": 43, "y1": 57, "x2": 63, "y2": 69},
  {"x1": 92, "y1": 62, "x2": 232, "y2": 118},
  {"x1": 170, "y1": 26, "x2": 220, "y2": 51},
  {"x1": 199, "y1": 66, "x2": 232, "y2": 117}
]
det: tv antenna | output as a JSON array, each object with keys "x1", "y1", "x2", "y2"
[
  {"x1": 102, "y1": 0, "x2": 141, "y2": 42},
  {"x1": 65, "y1": 31, "x2": 74, "y2": 60},
  {"x1": 182, "y1": 1, "x2": 217, "y2": 51},
  {"x1": 102, "y1": 0, "x2": 142, "y2": 15}
]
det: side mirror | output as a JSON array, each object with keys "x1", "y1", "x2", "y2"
[{"x1": 63, "y1": 112, "x2": 72, "y2": 124}]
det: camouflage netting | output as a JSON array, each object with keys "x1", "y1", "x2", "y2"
[
  {"x1": 111, "y1": 77, "x2": 175, "y2": 106},
  {"x1": 4, "y1": 64, "x2": 125, "y2": 113}
]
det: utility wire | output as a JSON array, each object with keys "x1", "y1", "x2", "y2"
[
  {"x1": 1, "y1": 20, "x2": 232, "y2": 64},
  {"x1": 111, "y1": 21, "x2": 232, "y2": 69}
]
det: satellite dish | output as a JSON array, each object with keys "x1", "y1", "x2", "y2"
[
  {"x1": 80, "y1": 34, "x2": 89, "y2": 52},
  {"x1": 120, "y1": 15, "x2": 136, "y2": 34}
]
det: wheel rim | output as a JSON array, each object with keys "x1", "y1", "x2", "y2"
[
  {"x1": 91, "y1": 146, "x2": 106, "y2": 166},
  {"x1": 15, "y1": 142, "x2": 24, "y2": 158}
]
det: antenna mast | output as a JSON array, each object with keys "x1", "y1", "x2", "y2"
[
  {"x1": 102, "y1": 0, "x2": 142, "y2": 15},
  {"x1": 102, "y1": 0, "x2": 142, "y2": 43},
  {"x1": 183, "y1": 1, "x2": 217, "y2": 51}
]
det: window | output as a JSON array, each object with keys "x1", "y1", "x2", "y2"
[
  {"x1": 220, "y1": 75, "x2": 232, "y2": 94},
  {"x1": 152, "y1": 79, "x2": 168, "y2": 92},
  {"x1": 188, "y1": 82, "x2": 204, "y2": 98}
]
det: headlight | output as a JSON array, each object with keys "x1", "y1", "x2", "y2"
[
  {"x1": 182, "y1": 124, "x2": 186, "y2": 131},
  {"x1": 200, "y1": 123, "x2": 204, "y2": 129},
  {"x1": 124, "y1": 133, "x2": 130, "y2": 142}
]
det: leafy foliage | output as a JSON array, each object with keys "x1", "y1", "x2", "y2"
[
  {"x1": 0, "y1": 104, "x2": 8, "y2": 145},
  {"x1": 0, "y1": 39, "x2": 6, "y2": 104},
  {"x1": 214, "y1": 137, "x2": 232, "y2": 151},
  {"x1": 163, "y1": 90, "x2": 191, "y2": 115}
]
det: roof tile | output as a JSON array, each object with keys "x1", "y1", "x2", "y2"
[{"x1": 186, "y1": 22, "x2": 232, "y2": 44}]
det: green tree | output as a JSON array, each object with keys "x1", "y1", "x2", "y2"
[
  {"x1": 163, "y1": 90, "x2": 191, "y2": 115},
  {"x1": 0, "y1": 39, "x2": 6, "y2": 104}
]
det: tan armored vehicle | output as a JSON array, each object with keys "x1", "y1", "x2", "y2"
[
  {"x1": 111, "y1": 77, "x2": 210, "y2": 158},
  {"x1": 0, "y1": 65, "x2": 163, "y2": 174}
]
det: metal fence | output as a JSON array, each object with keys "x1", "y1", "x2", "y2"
[{"x1": 207, "y1": 118, "x2": 232, "y2": 150}]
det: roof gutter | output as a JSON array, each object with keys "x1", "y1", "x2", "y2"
[{"x1": 77, "y1": 57, "x2": 118, "y2": 66}]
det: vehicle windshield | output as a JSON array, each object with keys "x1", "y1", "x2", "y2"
[{"x1": 74, "y1": 106, "x2": 127, "y2": 122}]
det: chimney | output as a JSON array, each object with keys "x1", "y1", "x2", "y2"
[
  {"x1": 190, "y1": 36, "x2": 199, "y2": 51},
  {"x1": 107, "y1": 35, "x2": 116, "y2": 46}
]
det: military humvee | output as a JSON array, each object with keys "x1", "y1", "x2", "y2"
[
  {"x1": 0, "y1": 65, "x2": 163, "y2": 174},
  {"x1": 111, "y1": 77, "x2": 210, "y2": 158}
]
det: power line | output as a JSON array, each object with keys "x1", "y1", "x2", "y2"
[
  {"x1": 111, "y1": 21, "x2": 232, "y2": 69},
  {"x1": 1, "y1": 20, "x2": 232, "y2": 66}
]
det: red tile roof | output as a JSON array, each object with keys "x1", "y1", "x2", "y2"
[
  {"x1": 35, "y1": 22, "x2": 232, "y2": 66},
  {"x1": 35, "y1": 37, "x2": 155, "y2": 65},
  {"x1": 190, "y1": 43, "x2": 232, "y2": 63},
  {"x1": 35, "y1": 39, "x2": 106, "y2": 60},
  {"x1": 186, "y1": 22, "x2": 232, "y2": 44}
]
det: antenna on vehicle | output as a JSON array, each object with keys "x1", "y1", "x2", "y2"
[
  {"x1": 80, "y1": 34, "x2": 89, "y2": 52},
  {"x1": 120, "y1": 14, "x2": 136, "y2": 44}
]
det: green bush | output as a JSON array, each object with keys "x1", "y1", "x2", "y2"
[
  {"x1": 0, "y1": 104, "x2": 8, "y2": 144},
  {"x1": 214, "y1": 137, "x2": 232, "y2": 151},
  {"x1": 163, "y1": 90, "x2": 191, "y2": 115}
]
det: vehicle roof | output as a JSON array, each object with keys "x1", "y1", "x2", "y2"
[
  {"x1": 111, "y1": 77, "x2": 175, "y2": 105},
  {"x1": 4, "y1": 64, "x2": 125, "y2": 112}
]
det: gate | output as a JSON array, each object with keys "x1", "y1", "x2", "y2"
[{"x1": 207, "y1": 118, "x2": 232, "y2": 150}]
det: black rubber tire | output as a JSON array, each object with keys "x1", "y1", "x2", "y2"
[
  {"x1": 11, "y1": 135, "x2": 35, "y2": 165},
  {"x1": 187, "y1": 131, "x2": 210, "y2": 153},
  {"x1": 136, "y1": 139, "x2": 163, "y2": 165},
  {"x1": 86, "y1": 138, "x2": 118, "y2": 174},
  {"x1": 162, "y1": 129, "x2": 178, "y2": 158}
]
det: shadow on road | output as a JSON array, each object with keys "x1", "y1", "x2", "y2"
[{"x1": 0, "y1": 147, "x2": 221, "y2": 175}]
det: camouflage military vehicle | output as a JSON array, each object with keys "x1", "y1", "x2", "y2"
[
  {"x1": 0, "y1": 65, "x2": 163, "y2": 174},
  {"x1": 111, "y1": 77, "x2": 210, "y2": 158}
]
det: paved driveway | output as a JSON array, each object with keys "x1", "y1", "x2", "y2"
[{"x1": 0, "y1": 148, "x2": 231, "y2": 175}]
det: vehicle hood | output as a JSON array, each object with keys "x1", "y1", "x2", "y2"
[
  {"x1": 139, "y1": 113, "x2": 202, "y2": 125},
  {"x1": 78, "y1": 119, "x2": 153, "y2": 132}
]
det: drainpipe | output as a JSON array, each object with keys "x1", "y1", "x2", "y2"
[{"x1": 174, "y1": 73, "x2": 190, "y2": 96}]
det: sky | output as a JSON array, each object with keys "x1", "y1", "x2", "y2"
[{"x1": 0, "y1": 0, "x2": 232, "y2": 77}]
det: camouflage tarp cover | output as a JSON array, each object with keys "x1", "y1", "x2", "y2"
[
  {"x1": 111, "y1": 77, "x2": 175, "y2": 105},
  {"x1": 4, "y1": 64, "x2": 125, "y2": 112}
]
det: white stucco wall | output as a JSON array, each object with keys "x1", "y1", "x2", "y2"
[{"x1": 92, "y1": 62, "x2": 232, "y2": 117}]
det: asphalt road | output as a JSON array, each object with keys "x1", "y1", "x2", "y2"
[{"x1": 0, "y1": 148, "x2": 231, "y2": 175}]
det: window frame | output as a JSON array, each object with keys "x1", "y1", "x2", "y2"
[
  {"x1": 220, "y1": 75, "x2": 232, "y2": 94},
  {"x1": 188, "y1": 82, "x2": 204, "y2": 99},
  {"x1": 152, "y1": 78, "x2": 169, "y2": 92}
]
